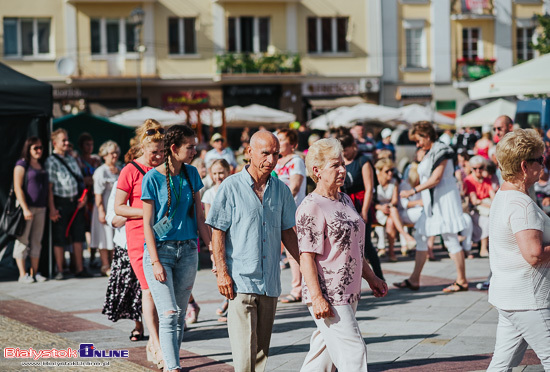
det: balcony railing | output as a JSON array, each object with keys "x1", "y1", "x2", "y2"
[
  {"x1": 216, "y1": 52, "x2": 301, "y2": 75},
  {"x1": 455, "y1": 58, "x2": 495, "y2": 82},
  {"x1": 451, "y1": 0, "x2": 495, "y2": 17}
]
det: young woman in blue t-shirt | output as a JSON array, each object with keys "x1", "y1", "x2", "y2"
[{"x1": 141, "y1": 125, "x2": 211, "y2": 372}]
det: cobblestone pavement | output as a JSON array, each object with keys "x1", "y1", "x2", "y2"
[{"x1": 0, "y1": 247, "x2": 545, "y2": 371}]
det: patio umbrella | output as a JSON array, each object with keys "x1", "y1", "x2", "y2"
[
  {"x1": 307, "y1": 103, "x2": 400, "y2": 130},
  {"x1": 468, "y1": 54, "x2": 550, "y2": 100},
  {"x1": 455, "y1": 99, "x2": 516, "y2": 127},
  {"x1": 109, "y1": 106, "x2": 186, "y2": 127}
]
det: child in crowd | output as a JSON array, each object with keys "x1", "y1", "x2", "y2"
[
  {"x1": 141, "y1": 125, "x2": 211, "y2": 372},
  {"x1": 201, "y1": 158, "x2": 231, "y2": 321}
]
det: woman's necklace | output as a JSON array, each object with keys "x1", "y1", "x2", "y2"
[{"x1": 314, "y1": 189, "x2": 339, "y2": 201}]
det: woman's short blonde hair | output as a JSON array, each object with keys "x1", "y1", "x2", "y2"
[
  {"x1": 305, "y1": 138, "x2": 343, "y2": 183},
  {"x1": 375, "y1": 158, "x2": 394, "y2": 172},
  {"x1": 408, "y1": 163, "x2": 420, "y2": 187},
  {"x1": 98, "y1": 140, "x2": 120, "y2": 158},
  {"x1": 496, "y1": 128, "x2": 544, "y2": 182},
  {"x1": 136, "y1": 118, "x2": 164, "y2": 145}
]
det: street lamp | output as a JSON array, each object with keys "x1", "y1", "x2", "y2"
[{"x1": 130, "y1": 7, "x2": 145, "y2": 108}]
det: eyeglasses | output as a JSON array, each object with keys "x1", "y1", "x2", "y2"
[
  {"x1": 31, "y1": 146, "x2": 43, "y2": 151},
  {"x1": 527, "y1": 156, "x2": 545, "y2": 165},
  {"x1": 145, "y1": 128, "x2": 165, "y2": 136},
  {"x1": 472, "y1": 167, "x2": 484, "y2": 171}
]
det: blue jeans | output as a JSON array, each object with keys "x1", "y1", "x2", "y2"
[{"x1": 143, "y1": 240, "x2": 198, "y2": 370}]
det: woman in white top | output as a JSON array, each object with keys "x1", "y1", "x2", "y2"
[
  {"x1": 487, "y1": 128, "x2": 550, "y2": 371},
  {"x1": 90, "y1": 141, "x2": 121, "y2": 276},
  {"x1": 374, "y1": 158, "x2": 416, "y2": 261},
  {"x1": 396, "y1": 121, "x2": 468, "y2": 292},
  {"x1": 275, "y1": 128, "x2": 306, "y2": 303}
]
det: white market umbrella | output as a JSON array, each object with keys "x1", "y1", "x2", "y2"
[
  {"x1": 468, "y1": 54, "x2": 550, "y2": 100},
  {"x1": 109, "y1": 106, "x2": 186, "y2": 127},
  {"x1": 202, "y1": 104, "x2": 296, "y2": 128},
  {"x1": 380, "y1": 104, "x2": 455, "y2": 125},
  {"x1": 307, "y1": 103, "x2": 400, "y2": 131},
  {"x1": 455, "y1": 99, "x2": 516, "y2": 127}
]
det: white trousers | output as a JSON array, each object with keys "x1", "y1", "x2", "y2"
[
  {"x1": 300, "y1": 302, "x2": 368, "y2": 372},
  {"x1": 487, "y1": 307, "x2": 550, "y2": 372},
  {"x1": 415, "y1": 231, "x2": 462, "y2": 254}
]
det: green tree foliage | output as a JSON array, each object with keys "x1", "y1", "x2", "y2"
[{"x1": 532, "y1": 14, "x2": 550, "y2": 55}]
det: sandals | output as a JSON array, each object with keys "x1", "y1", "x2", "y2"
[
  {"x1": 216, "y1": 298, "x2": 229, "y2": 316},
  {"x1": 280, "y1": 294, "x2": 301, "y2": 303},
  {"x1": 147, "y1": 343, "x2": 164, "y2": 370},
  {"x1": 393, "y1": 279, "x2": 420, "y2": 291},
  {"x1": 129, "y1": 329, "x2": 144, "y2": 342},
  {"x1": 443, "y1": 282, "x2": 469, "y2": 293}
]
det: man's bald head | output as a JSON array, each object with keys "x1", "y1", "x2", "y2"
[
  {"x1": 250, "y1": 130, "x2": 278, "y2": 149},
  {"x1": 493, "y1": 115, "x2": 514, "y2": 141},
  {"x1": 247, "y1": 131, "x2": 280, "y2": 178}
]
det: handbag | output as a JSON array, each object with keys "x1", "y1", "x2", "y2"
[
  {"x1": 53, "y1": 154, "x2": 86, "y2": 196},
  {"x1": 0, "y1": 187, "x2": 25, "y2": 237},
  {"x1": 0, "y1": 164, "x2": 27, "y2": 239}
]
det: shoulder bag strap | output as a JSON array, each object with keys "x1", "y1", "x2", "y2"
[
  {"x1": 52, "y1": 154, "x2": 83, "y2": 183},
  {"x1": 130, "y1": 161, "x2": 147, "y2": 176}
]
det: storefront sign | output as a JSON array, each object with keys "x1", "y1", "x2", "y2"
[
  {"x1": 162, "y1": 91, "x2": 210, "y2": 110},
  {"x1": 53, "y1": 88, "x2": 100, "y2": 99},
  {"x1": 302, "y1": 82, "x2": 360, "y2": 97},
  {"x1": 224, "y1": 85, "x2": 279, "y2": 97}
]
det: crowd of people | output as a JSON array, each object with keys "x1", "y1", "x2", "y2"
[{"x1": 9, "y1": 113, "x2": 550, "y2": 371}]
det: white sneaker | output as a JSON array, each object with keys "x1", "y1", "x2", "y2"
[
  {"x1": 34, "y1": 273, "x2": 47, "y2": 282},
  {"x1": 18, "y1": 274, "x2": 35, "y2": 284}
]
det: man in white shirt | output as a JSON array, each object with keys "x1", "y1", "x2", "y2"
[{"x1": 204, "y1": 133, "x2": 237, "y2": 171}]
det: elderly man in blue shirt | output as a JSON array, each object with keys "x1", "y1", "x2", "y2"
[{"x1": 207, "y1": 131, "x2": 300, "y2": 372}]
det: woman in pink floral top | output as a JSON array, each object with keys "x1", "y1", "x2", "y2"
[{"x1": 297, "y1": 138, "x2": 387, "y2": 372}]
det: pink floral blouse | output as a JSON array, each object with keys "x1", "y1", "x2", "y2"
[{"x1": 296, "y1": 192, "x2": 365, "y2": 305}]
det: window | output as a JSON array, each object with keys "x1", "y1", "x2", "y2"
[
  {"x1": 516, "y1": 25, "x2": 535, "y2": 62},
  {"x1": 403, "y1": 20, "x2": 426, "y2": 68},
  {"x1": 307, "y1": 17, "x2": 349, "y2": 54},
  {"x1": 168, "y1": 18, "x2": 197, "y2": 55},
  {"x1": 3, "y1": 17, "x2": 51, "y2": 57},
  {"x1": 462, "y1": 27, "x2": 481, "y2": 59},
  {"x1": 90, "y1": 18, "x2": 138, "y2": 56},
  {"x1": 227, "y1": 16, "x2": 269, "y2": 53}
]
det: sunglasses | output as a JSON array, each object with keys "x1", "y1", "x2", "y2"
[
  {"x1": 527, "y1": 156, "x2": 545, "y2": 165},
  {"x1": 145, "y1": 128, "x2": 165, "y2": 136},
  {"x1": 32, "y1": 146, "x2": 43, "y2": 151},
  {"x1": 472, "y1": 167, "x2": 484, "y2": 170}
]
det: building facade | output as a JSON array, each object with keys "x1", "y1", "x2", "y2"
[
  {"x1": 382, "y1": 0, "x2": 550, "y2": 117},
  {"x1": 0, "y1": 0, "x2": 384, "y2": 123}
]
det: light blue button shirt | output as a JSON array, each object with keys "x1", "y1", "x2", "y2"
[{"x1": 206, "y1": 166, "x2": 296, "y2": 297}]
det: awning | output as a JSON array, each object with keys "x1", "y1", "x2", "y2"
[{"x1": 396, "y1": 86, "x2": 432, "y2": 100}]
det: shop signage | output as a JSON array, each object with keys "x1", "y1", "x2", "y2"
[
  {"x1": 224, "y1": 85, "x2": 279, "y2": 97},
  {"x1": 302, "y1": 82, "x2": 360, "y2": 97},
  {"x1": 53, "y1": 88, "x2": 100, "y2": 99},
  {"x1": 162, "y1": 91, "x2": 210, "y2": 110}
]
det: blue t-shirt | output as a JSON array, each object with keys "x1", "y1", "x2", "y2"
[{"x1": 141, "y1": 165, "x2": 203, "y2": 242}]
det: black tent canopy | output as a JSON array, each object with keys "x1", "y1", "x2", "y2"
[
  {"x1": 0, "y1": 62, "x2": 52, "y2": 279},
  {"x1": 0, "y1": 62, "x2": 52, "y2": 117}
]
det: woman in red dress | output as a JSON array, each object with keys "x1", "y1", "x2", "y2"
[{"x1": 115, "y1": 119, "x2": 165, "y2": 368}]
